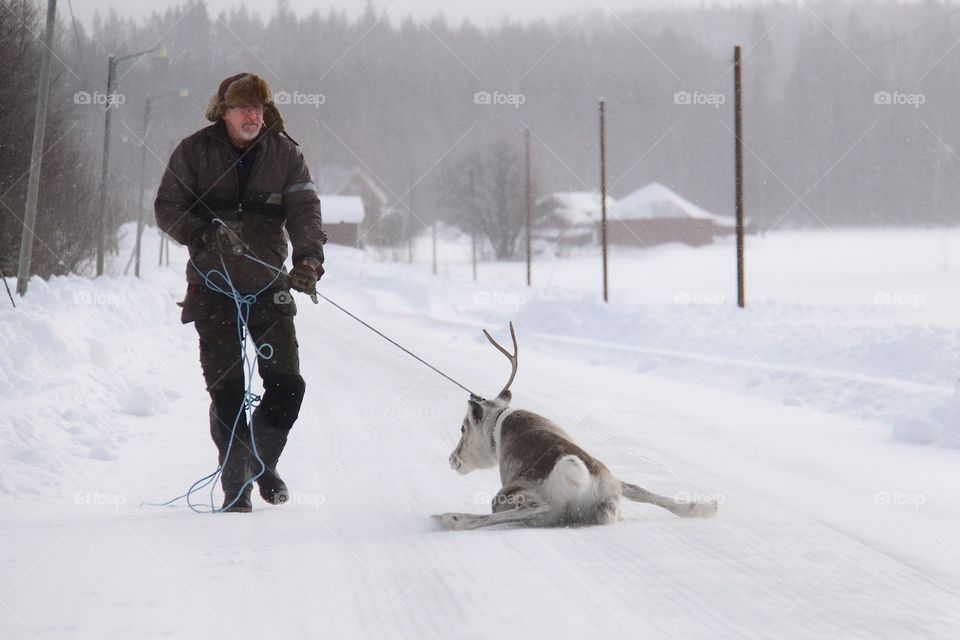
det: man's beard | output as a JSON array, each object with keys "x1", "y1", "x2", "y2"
[{"x1": 237, "y1": 123, "x2": 261, "y2": 141}]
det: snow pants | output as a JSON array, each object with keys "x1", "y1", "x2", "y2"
[{"x1": 181, "y1": 286, "x2": 307, "y2": 457}]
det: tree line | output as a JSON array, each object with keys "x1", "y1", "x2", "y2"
[{"x1": 2, "y1": 0, "x2": 958, "y2": 275}]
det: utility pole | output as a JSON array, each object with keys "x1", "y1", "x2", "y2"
[
  {"x1": 405, "y1": 211, "x2": 413, "y2": 264},
  {"x1": 734, "y1": 45, "x2": 745, "y2": 309},
  {"x1": 16, "y1": 0, "x2": 57, "y2": 296},
  {"x1": 134, "y1": 95, "x2": 152, "y2": 278},
  {"x1": 95, "y1": 45, "x2": 166, "y2": 276},
  {"x1": 432, "y1": 220, "x2": 437, "y2": 275},
  {"x1": 95, "y1": 54, "x2": 117, "y2": 277},
  {"x1": 525, "y1": 126, "x2": 532, "y2": 287},
  {"x1": 599, "y1": 98, "x2": 609, "y2": 303},
  {"x1": 471, "y1": 234, "x2": 477, "y2": 281}
]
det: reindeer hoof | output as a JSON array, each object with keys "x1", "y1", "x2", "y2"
[
  {"x1": 433, "y1": 513, "x2": 471, "y2": 530},
  {"x1": 682, "y1": 501, "x2": 719, "y2": 518}
]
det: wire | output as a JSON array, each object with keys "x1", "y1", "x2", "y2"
[{"x1": 241, "y1": 250, "x2": 484, "y2": 398}]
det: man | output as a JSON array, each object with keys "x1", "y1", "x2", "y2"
[{"x1": 155, "y1": 73, "x2": 326, "y2": 512}]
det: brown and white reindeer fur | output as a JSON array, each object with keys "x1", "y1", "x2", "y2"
[{"x1": 434, "y1": 323, "x2": 719, "y2": 531}]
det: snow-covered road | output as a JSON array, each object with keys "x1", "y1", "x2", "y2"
[{"x1": 3, "y1": 229, "x2": 960, "y2": 639}]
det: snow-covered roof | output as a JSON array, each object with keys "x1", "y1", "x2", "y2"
[
  {"x1": 609, "y1": 183, "x2": 734, "y2": 227},
  {"x1": 322, "y1": 195, "x2": 365, "y2": 224},
  {"x1": 538, "y1": 191, "x2": 617, "y2": 227},
  {"x1": 313, "y1": 166, "x2": 389, "y2": 205}
]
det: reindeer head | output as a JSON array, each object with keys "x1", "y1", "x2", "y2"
[{"x1": 449, "y1": 323, "x2": 518, "y2": 475}]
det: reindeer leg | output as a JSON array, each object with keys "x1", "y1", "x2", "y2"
[
  {"x1": 593, "y1": 496, "x2": 622, "y2": 525},
  {"x1": 491, "y1": 484, "x2": 536, "y2": 513},
  {"x1": 433, "y1": 502, "x2": 552, "y2": 531},
  {"x1": 620, "y1": 481, "x2": 718, "y2": 518}
]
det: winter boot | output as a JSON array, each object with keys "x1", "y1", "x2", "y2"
[
  {"x1": 251, "y1": 373, "x2": 304, "y2": 506},
  {"x1": 252, "y1": 421, "x2": 289, "y2": 505},
  {"x1": 209, "y1": 388, "x2": 254, "y2": 513},
  {"x1": 220, "y1": 448, "x2": 254, "y2": 512}
]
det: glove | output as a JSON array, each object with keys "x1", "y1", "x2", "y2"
[
  {"x1": 288, "y1": 257, "x2": 323, "y2": 303},
  {"x1": 192, "y1": 221, "x2": 248, "y2": 256}
]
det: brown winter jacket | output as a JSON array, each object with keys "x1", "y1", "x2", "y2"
[{"x1": 154, "y1": 120, "x2": 325, "y2": 295}]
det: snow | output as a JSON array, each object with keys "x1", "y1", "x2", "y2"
[
  {"x1": 535, "y1": 191, "x2": 617, "y2": 245},
  {"x1": 2, "y1": 223, "x2": 960, "y2": 638},
  {"x1": 610, "y1": 181, "x2": 735, "y2": 227},
  {"x1": 538, "y1": 190, "x2": 617, "y2": 226}
]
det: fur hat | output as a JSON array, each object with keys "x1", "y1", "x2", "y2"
[{"x1": 205, "y1": 72, "x2": 284, "y2": 133}]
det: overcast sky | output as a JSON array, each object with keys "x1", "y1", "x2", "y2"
[{"x1": 69, "y1": 0, "x2": 757, "y2": 30}]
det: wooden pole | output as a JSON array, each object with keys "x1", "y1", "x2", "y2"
[
  {"x1": 134, "y1": 96, "x2": 152, "y2": 278},
  {"x1": 472, "y1": 234, "x2": 477, "y2": 281},
  {"x1": 95, "y1": 54, "x2": 117, "y2": 277},
  {"x1": 403, "y1": 210, "x2": 412, "y2": 264},
  {"x1": 734, "y1": 45, "x2": 745, "y2": 309},
  {"x1": 432, "y1": 220, "x2": 437, "y2": 276},
  {"x1": 16, "y1": 0, "x2": 57, "y2": 296},
  {"x1": 599, "y1": 98, "x2": 609, "y2": 303}
]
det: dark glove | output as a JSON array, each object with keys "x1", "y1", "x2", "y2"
[
  {"x1": 191, "y1": 221, "x2": 248, "y2": 256},
  {"x1": 288, "y1": 257, "x2": 323, "y2": 304}
]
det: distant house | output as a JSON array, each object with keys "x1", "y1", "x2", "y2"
[
  {"x1": 607, "y1": 183, "x2": 737, "y2": 247},
  {"x1": 312, "y1": 166, "x2": 389, "y2": 245},
  {"x1": 322, "y1": 195, "x2": 365, "y2": 247},
  {"x1": 535, "y1": 192, "x2": 617, "y2": 254}
]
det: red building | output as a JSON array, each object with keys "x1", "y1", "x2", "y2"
[
  {"x1": 321, "y1": 195, "x2": 365, "y2": 247},
  {"x1": 606, "y1": 183, "x2": 738, "y2": 248}
]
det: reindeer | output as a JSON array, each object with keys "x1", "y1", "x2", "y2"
[{"x1": 434, "y1": 323, "x2": 719, "y2": 530}]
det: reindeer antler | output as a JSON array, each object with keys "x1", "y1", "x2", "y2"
[{"x1": 482, "y1": 321, "x2": 518, "y2": 397}]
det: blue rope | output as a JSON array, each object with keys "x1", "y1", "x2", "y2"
[{"x1": 144, "y1": 218, "x2": 285, "y2": 513}]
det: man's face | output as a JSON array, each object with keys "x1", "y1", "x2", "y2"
[{"x1": 223, "y1": 104, "x2": 264, "y2": 144}]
